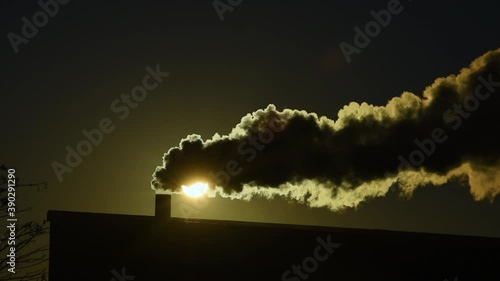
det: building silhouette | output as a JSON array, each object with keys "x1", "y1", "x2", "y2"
[{"x1": 47, "y1": 194, "x2": 500, "y2": 281}]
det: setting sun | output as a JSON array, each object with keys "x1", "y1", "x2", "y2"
[{"x1": 181, "y1": 182, "x2": 209, "y2": 198}]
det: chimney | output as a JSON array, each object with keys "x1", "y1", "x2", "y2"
[{"x1": 155, "y1": 194, "x2": 171, "y2": 220}]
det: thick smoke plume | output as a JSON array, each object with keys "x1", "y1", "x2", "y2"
[{"x1": 152, "y1": 48, "x2": 500, "y2": 211}]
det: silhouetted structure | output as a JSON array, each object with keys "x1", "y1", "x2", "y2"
[{"x1": 47, "y1": 194, "x2": 500, "y2": 281}]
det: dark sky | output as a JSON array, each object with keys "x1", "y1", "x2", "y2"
[{"x1": 2, "y1": 0, "x2": 500, "y2": 237}]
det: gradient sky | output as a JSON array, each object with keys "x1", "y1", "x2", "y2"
[{"x1": 2, "y1": 0, "x2": 500, "y2": 238}]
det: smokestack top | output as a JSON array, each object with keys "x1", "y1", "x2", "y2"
[{"x1": 155, "y1": 194, "x2": 171, "y2": 219}]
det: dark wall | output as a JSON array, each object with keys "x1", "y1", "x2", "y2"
[{"x1": 48, "y1": 212, "x2": 500, "y2": 281}]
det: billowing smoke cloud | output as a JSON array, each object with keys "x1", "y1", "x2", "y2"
[{"x1": 152, "y1": 48, "x2": 500, "y2": 211}]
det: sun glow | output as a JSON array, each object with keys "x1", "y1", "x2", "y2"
[{"x1": 181, "y1": 182, "x2": 209, "y2": 198}]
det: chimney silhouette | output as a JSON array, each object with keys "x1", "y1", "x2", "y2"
[{"x1": 155, "y1": 194, "x2": 171, "y2": 219}]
